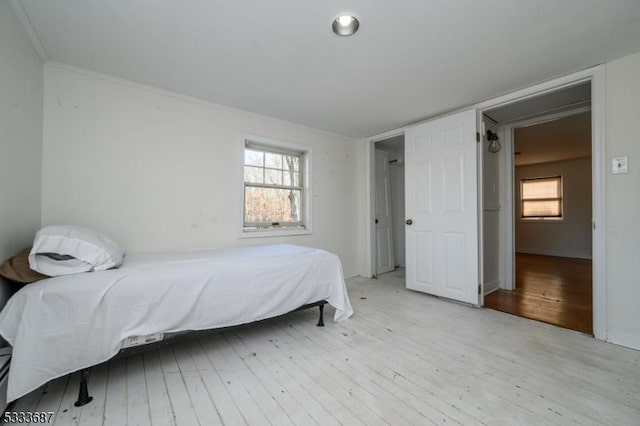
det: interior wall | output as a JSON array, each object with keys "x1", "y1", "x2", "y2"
[
  {"x1": 514, "y1": 157, "x2": 592, "y2": 259},
  {"x1": 356, "y1": 139, "x2": 370, "y2": 277},
  {"x1": 605, "y1": 50, "x2": 640, "y2": 349},
  {"x1": 482, "y1": 120, "x2": 501, "y2": 294},
  {"x1": 0, "y1": 2, "x2": 43, "y2": 309},
  {"x1": 41, "y1": 65, "x2": 361, "y2": 276}
]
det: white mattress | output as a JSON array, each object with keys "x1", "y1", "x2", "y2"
[{"x1": 0, "y1": 244, "x2": 353, "y2": 402}]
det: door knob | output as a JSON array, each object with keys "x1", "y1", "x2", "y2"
[
  {"x1": 375, "y1": 219, "x2": 379, "y2": 224},
  {"x1": 405, "y1": 219, "x2": 413, "y2": 225}
]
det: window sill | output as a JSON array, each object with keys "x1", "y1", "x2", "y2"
[{"x1": 239, "y1": 229, "x2": 312, "y2": 239}]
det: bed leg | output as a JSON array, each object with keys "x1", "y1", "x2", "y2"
[
  {"x1": 317, "y1": 303, "x2": 325, "y2": 327},
  {"x1": 74, "y1": 368, "x2": 93, "y2": 407}
]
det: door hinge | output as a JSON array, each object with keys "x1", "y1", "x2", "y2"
[
  {"x1": 476, "y1": 132, "x2": 480, "y2": 142},
  {"x1": 478, "y1": 284, "x2": 482, "y2": 295}
]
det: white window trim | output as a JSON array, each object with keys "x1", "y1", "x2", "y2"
[
  {"x1": 238, "y1": 134, "x2": 312, "y2": 238},
  {"x1": 519, "y1": 175, "x2": 564, "y2": 222}
]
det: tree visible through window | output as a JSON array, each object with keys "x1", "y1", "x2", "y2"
[
  {"x1": 521, "y1": 176, "x2": 563, "y2": 219},
  {"x1": 243, "y1": 141, "x2": 305, "y2": 230}
]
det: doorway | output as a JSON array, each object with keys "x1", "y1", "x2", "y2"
[
  {"x1": 365, "y1": 65, "x2": 606, "y2": 339},
  {"x1": 481, "y1": 83, "x2": 595, "y2": 334},
  {"x1": 373, "y1": 135, "x2": 405, "y2": 276}
]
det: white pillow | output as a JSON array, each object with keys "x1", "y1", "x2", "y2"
[{"x1": 29, "y1": 225, "x2": 124, "y2": 276}]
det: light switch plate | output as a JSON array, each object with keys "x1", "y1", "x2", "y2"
[{"x1": 612, "y1": 156, "x2": 628, "y2": 174}]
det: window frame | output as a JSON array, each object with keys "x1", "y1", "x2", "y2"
[
  {"x1": 520, "y1": 175, "x2": 564, "y2": 221},
  {"x1": 239, "y1": 135, "x2": 312, "y2": 238}
]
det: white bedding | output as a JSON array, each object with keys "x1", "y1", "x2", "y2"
[{"x1": 0, "y1": 244, "x2": 353, "y2": 402}]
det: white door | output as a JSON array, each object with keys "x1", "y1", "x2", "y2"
[
  {"x1": 405, "y1": 109, "x2": 479, "y2": 304},
  {"x1": 375, "y1": 149, "x2": 395, "y2": 275}
]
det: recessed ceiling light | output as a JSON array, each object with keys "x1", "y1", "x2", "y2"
[{"x1": 332, "y1": 14, "x2": 359, "y2": 36}]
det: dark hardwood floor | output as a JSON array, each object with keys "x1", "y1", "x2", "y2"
[{"x1": 484, "y1": 253, "x2": 593, "y2": 334}]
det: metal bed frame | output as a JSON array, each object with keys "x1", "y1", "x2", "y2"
[{"x1": 73, "y1": 300, "x2": 327, "y2": 406}]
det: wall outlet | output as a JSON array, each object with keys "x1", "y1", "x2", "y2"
[{"x1": 611, "y1": 156, "x2": 628, "y2": 174}]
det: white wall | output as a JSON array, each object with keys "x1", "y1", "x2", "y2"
[
  {"x1": 41, "y1": 65, "x2": 361, "y2": 276},
  {"x1": 605, "y1": 51, "x2": 640, "y2": 349},
  {"x1": 356, "y1": 139, "x2": 371, "y2": 277},
  {"x1": 514, "y1": 157, "x2": 592, "y2": 259},
  {"x1": 0, "y1": 2, "x2": 43, "y2": 308}
]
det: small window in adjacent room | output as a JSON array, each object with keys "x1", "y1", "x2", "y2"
[
  {"x1": 242, "y1": 138, "x2": 310, "y2": 236},
  {"x1": 521, "y1": 176, "x2": 563, "y2": 220}
]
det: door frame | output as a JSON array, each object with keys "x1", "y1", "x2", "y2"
[
  {"x1": 476, "y1": 65, "x2": 606, "y2": 341},
  {"x1": 374, "y1": 148, "x2": 396, "y2": 275},
  {"x1": 498, "y1": 105, "x2": 592, "y2": 292},
  {"x1": 366, "y1": 129, "x2": 406, "y2": 278}
]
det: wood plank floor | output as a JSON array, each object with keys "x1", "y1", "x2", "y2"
[
  {"x1": 8, "y1": 270, "x2": 640, "y2": 425},
  {"x1": 484, "y1": 254, "x2": 593, "y2": 334}
]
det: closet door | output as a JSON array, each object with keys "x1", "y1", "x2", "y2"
[
  {"x1": 375, "y1": 149, "x2": 395, "y2": 275},
  {"x1": 405, "y1": 109, "x2": 479, "y2": 305}
]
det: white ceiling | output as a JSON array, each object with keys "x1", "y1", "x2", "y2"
[
  {"x1": 14, "y1": 0, "x2": 640, "y2": 138},
  {"x1": 514, "y1": 112, "x2": 591, "y2": 166}
]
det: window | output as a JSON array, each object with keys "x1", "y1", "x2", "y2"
[
  {"x1": 521, "y1": 176, "x2": 563, "y2": 220},
  {"x1": 242, "y1": 139, "x2": 310, "y2": 234}
]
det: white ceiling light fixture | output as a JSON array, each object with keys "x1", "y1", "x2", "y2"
[{"x1": 332, "y1": 13, "x2": 359, "y2": 36}]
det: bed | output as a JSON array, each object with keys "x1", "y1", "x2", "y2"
[{"x1": 0, "y1": 244, "x2": 353, "y2": 404}]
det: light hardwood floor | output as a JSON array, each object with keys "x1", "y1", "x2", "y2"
[{"x1": 8, "y1": 270, "x2": 640, "y2": 425}]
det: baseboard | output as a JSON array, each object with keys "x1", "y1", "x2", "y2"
[
  {"x1": 356, "y1": 269, "x2": 375, "y2": 278},
  {"x1": 483, "y1": 280, "x2": 500, "y2": 295},
  {"x1": 515, "y1": 248, "x2": 592, "y2": 260},
  {"x1": 607, "y1": 331, "x2": 640, "y2": 351},
  {"x1": 344, "y1": 271, "x2": 360, "y2": 279}
]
